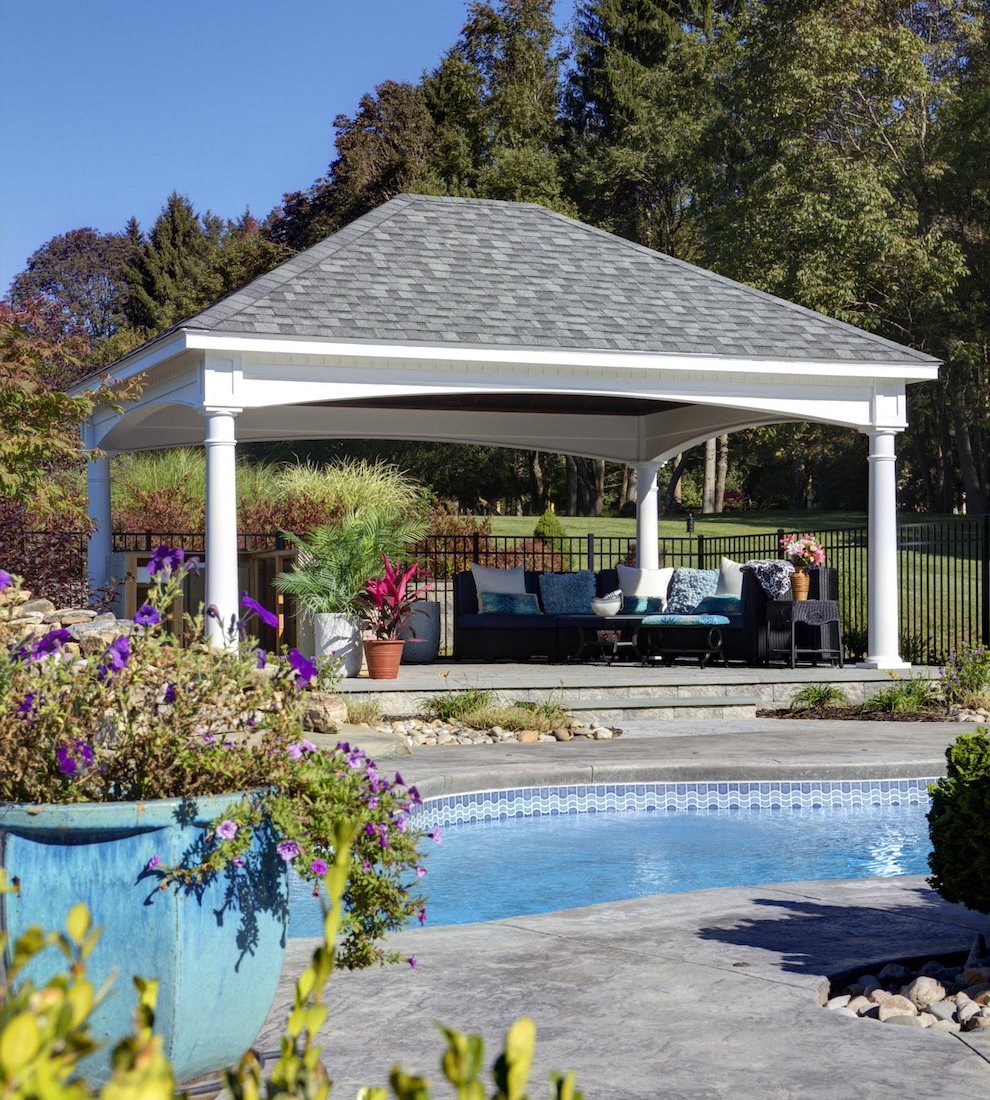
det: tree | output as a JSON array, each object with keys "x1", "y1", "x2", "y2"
[
  {"x1": 123, "y1": 192, "x2": 215, "y2": 331},
  {"x1": 0, "y1": 299, "x2": 140, "y2": 524},
  {"x1": 8, "y1": 228, "x2": 138, "y2": 345},
  {"x1": 564, "y1": 0, "x2": 729, "y2": 256}
]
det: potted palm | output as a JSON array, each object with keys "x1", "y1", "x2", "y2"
[
  {"x1": 274, "y1": 507, "x2": 426, "y2": 676},
  {"x1": 0, "y1": 549, "x2": 426, "y2": 1085},
  {"x1": 353, "y1": 555, "x2": 433, "y2": 679}
]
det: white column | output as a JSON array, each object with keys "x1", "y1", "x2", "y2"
[
  {"x1": 86, "y1": 450, "x2": 114, "y2": 596},
  {"x1": 862, "y1": 429, "x2": 909, "y2": 670},
  {"x1": 634, "y1": 463, "x2": 661, "y2": 570},
  {"x1": 202, "y1": 407, "x2": 241, "y2": 646}
]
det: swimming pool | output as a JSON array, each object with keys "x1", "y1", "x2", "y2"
[{"x1": 287, "y1": 777, "x2": 935, "y2": 937}]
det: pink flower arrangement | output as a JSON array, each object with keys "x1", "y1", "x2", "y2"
[
  {"x1": 353, "y1": 554, "x2": 433, "y2": 640},
  {"x1": 780, "y1": 533, "x2": 826, "y2": 569}
]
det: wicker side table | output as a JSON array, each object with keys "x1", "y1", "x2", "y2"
[{"x1": 767, "y1": 600, "x2": 843, "y2": 668}]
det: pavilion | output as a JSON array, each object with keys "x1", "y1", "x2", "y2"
[{"x1": 74, "y1": 194, "x2": 941, "y2": 668}]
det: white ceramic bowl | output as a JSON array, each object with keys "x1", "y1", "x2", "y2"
[{"x1": 590, "y1": 596, "x2": 622, "y2": 617}]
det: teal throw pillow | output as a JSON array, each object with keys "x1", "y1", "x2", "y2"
[
  {"x1": 665, "y1": 568, "x2": 719, "y2": 614},
  {"x1": 694, "y1": 594, "x2": 742, "y2": 615},
  {"x1": 622, "y1": 596, "x2": 666, "y2": 614},
  {"x1": 539, "y1": 570, "x2": 596, "y2": 615},
  {"x1": 478, "y1": 591, "x2": 541, "y2": 615}
]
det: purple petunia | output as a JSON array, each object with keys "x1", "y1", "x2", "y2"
[
  {"x1": 393, "y1": 771, "x2": 405, "y2": 787},
  {"x1": 17, "y1": 692, "x2": 36, "y2": 718},
  {"x1": 346, "y1": 747, "x2": 367, "y2": 769},
  {"x1": 232, "y1": 856, "x2": 246, "y2": 868},
  {"x1": 145, "y1": 855, "x2": 161, "y2": 871},
  {"x1": 287, "y1": 739, "x2": 317, "y2": 759},
  {"x1": 0, "y1": 569, "x2": 12, "y2": 591},
  {"x1": 430, "y1": 826, "x2": 442, "y2": 845},
  {"x1": 240, "y1": 592, "x2": 279, "y2": 629},
  {"x1": 215, "y1": 820, "x2": 238, "y2": 840},
  {"x1": 408, "y1": 956, "x2": 417, "y2": 969},
  {"x1": 395, "y1": 815, "x2": 408, "y2": 833},
  {"x1": 255, "y1": 648, "x2": 267, "y2": 670},
  {"x1": 417, "y1": 907, "x2": 427, "y2": 926},
  {"x1": 57, "y1": 739, "x2": 94, "y2": 777},
  {"x1": 148, "y1": 545, "x2": 185, "y2": 577},
  {"x1": 309, "y1": 858, "x2": 329, "y2": 876},
  {"x1": 163, "y1": 683, "x2": 177, "y2": 704},
  {"x1": 287, "y1": 648, "x2": 317, "y2": 688},
  {"x1": 31, "y1": 629, "x2": 73, "y2": 659},
  {"x1": 415, "y1": 866, "x2": 427, "y2": 879},
  {"x1": 276, "y1": 840, "x2": 301, "y2": 862},
  {"x1": 134, "y1": 604, "x2": 161, "y2": 627},
  {"x1": 97, "y1": 635, "x2": 130, "y2": 680}
]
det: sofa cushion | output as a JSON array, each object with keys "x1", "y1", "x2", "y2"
[
  {"x1": 478, "y1": 591, "x2": 541, "y2": 615},
  {"x1": 694, "y1": 594, "x2": 742, "y2": 616},
  {"x1": 539, "y1": 570, "x2": 596, "y2": 615},
  {"x1": 715, "y1": 557, "x2": 744, "y2": 597},
  {"x1": 615, "y1": 564, "x2": 674, "y2": 603},
  {"x1": 622, "y1": 595, "x2": 666, "y2": 614},
  {"x1": 640, "y1": 613, "x2": 731, "y2": 627},
  {"x1": 665, "y1": 568, "x2": 718, "y2": 614},
  {"x1": 471, "y1": 563, "x2": 527, "y2": 594},
  {"x1": 743, "y1": 559, "x2": 794, "y2": 599}
]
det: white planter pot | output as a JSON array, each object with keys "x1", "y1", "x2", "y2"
[
  {"x1": 313, "y1": 612, "x2": 362, "y2": 677},
  {"x1": 399, "y1": 601, "x2": 441, "y2": 664}
]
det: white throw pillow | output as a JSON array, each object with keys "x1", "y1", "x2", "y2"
[
  {"x1": 616, "y1": 564, "x2": 674, "y2": 602},
  {"x1": 470, "y1": 563, "x2": 528, "y2": 595},
  {"x1": 715, "y1": 557, "x2": 744, "y2": 597}
]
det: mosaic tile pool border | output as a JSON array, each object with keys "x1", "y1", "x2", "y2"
[{"x1": 414, "y1": 778, "x2": 936, "y2": 829}]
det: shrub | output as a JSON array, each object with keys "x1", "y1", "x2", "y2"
[
  {"x1": 928, "y1": 728, "x2": 990, "y2": 914},
  {"x1": 939, "y1": 644, "x2": 990, "y2": 707},
  {"x1": 533, "y1": 508, "x2": 571, "y2": 567}
]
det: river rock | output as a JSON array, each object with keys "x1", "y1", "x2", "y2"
[
  {"x1": 300, "y1": 691, "x2": 348, "y2": 733},
  {"x1": 515, "y1": 729, "x2": 540, "y2": 743},
  {"x1": 878, "y1": 995, "x2": 917, "y2": 1021},
  {"x1": 901, "y1": 976, "x2": 945, "y2": 1010}
]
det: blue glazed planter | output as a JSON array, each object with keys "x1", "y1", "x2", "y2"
[{"x1": 0, "y1": 794, "x2": 288, "y2": 1085}]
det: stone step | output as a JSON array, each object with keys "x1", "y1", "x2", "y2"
[{"x1": 558, "y1": 695, "x2": 758, "y2": 720}]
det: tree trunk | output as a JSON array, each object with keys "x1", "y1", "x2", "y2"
[
  {"x1": 715, "y1": 434, "x2": 729, "y2": 513},
  {"x1": 702, "y1": 438, "x2": 716, "y2": 513},
  {"x1": 671, "y1": 452, "x2": 683, "y2": 506},
  {"x1": 565, "y1": 455, "x2": 578, "y2": 515},
  {"x1": 950, "y1": 393, "x2": 988, "y2": 515},
  {"x1": 528, "y1": 451, "x2": 546, "y2": 513},
  {"x1": 661, "y1": 453, "x2": 691, "y2": 514}
]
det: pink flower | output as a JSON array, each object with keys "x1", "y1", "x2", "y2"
[
  {"x1": 215, "y1": 819, "x2": 238, "y2": 840},
  {"x1": 415, "y1": 865, "x2": 427, "y2": 878}
]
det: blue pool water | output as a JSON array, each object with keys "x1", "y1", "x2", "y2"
[{"x1": 287, "y1": 798, "x2": 931, "y2": 936}]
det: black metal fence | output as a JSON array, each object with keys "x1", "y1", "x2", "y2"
[{"x1": 4, "y1": 517, "x2": 988, "y2": 664}]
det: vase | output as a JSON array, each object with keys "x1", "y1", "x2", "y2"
[
  {"x1": 790, "y1": 568, "x2": 810, "y2": 601},
  {"x1": 363, "y1": 638, "x2": 405, "y2": 679},
  {"x1": 399, "y1": 601, "x2": 441, "y2": 664},
  {"x1": 0, "y1": 794, "x2": 287, "y2": 1086},
  {"x1": 313, "y1": 611, "x2": 362, "y2": 677}
]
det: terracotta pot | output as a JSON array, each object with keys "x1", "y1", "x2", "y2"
[
  {"x1": 790, "y1": 568, "x2": 810, "y2": 602},
  {"x1": 363, "y1": 638, "x2": 406, "y2": 679}
]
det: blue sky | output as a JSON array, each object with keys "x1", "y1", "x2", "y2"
[{"x1": 0, "y1": 0, "x2": 489, "y2": 293}]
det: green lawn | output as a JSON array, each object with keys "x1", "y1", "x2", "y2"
[{"x1": 483, "y1": 509, "x2": 963, "y2": 539}]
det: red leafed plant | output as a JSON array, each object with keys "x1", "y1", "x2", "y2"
[{"x1": 353, "y1": 554, "x2": 433, "y2": 640}]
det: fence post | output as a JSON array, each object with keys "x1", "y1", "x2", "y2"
[
  {"x1": 144, "y1": 530, "x2": 153, "y2": 552},
  {"x1": 472, "y1": 531, "x2": 480, "y2": 565},
  {"x1": 697, "y1": 534, "x2": 705, "y2": 570},
  {"x1": 983, "y1": 513, "x2": 990, "y2": 646},
  {"x1": 587, "y1": 533, "x2": 595, "y2": 574}
]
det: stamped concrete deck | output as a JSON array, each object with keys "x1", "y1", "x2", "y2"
[{"x1": 260, "y1": 708, "x2": 990, "y2": 1098}]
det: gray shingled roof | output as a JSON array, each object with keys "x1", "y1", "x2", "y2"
[{"x1": 186, "y1": 194, "x2": 936, "y2": 364}]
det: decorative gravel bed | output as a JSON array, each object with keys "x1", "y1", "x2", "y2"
[{"x1": 377, "y1": 716, "x2": 623, "y2": 747}]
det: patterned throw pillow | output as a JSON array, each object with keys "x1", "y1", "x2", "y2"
[
  {"x1": 478, "y1": 591, "x2": 541, "y2": 615},
  {"x1": 743, "y1": 559, "x2": 794, "y2": 599},
  {"x1": 539, "y1": 570, "x2": 596, "y2": 615},
  {"x1": 694, "y1": 594, "x2": 742, "y2": 616},
  {"x1": 665, "y1": 568, "x2": 719, "y2": 614}
]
